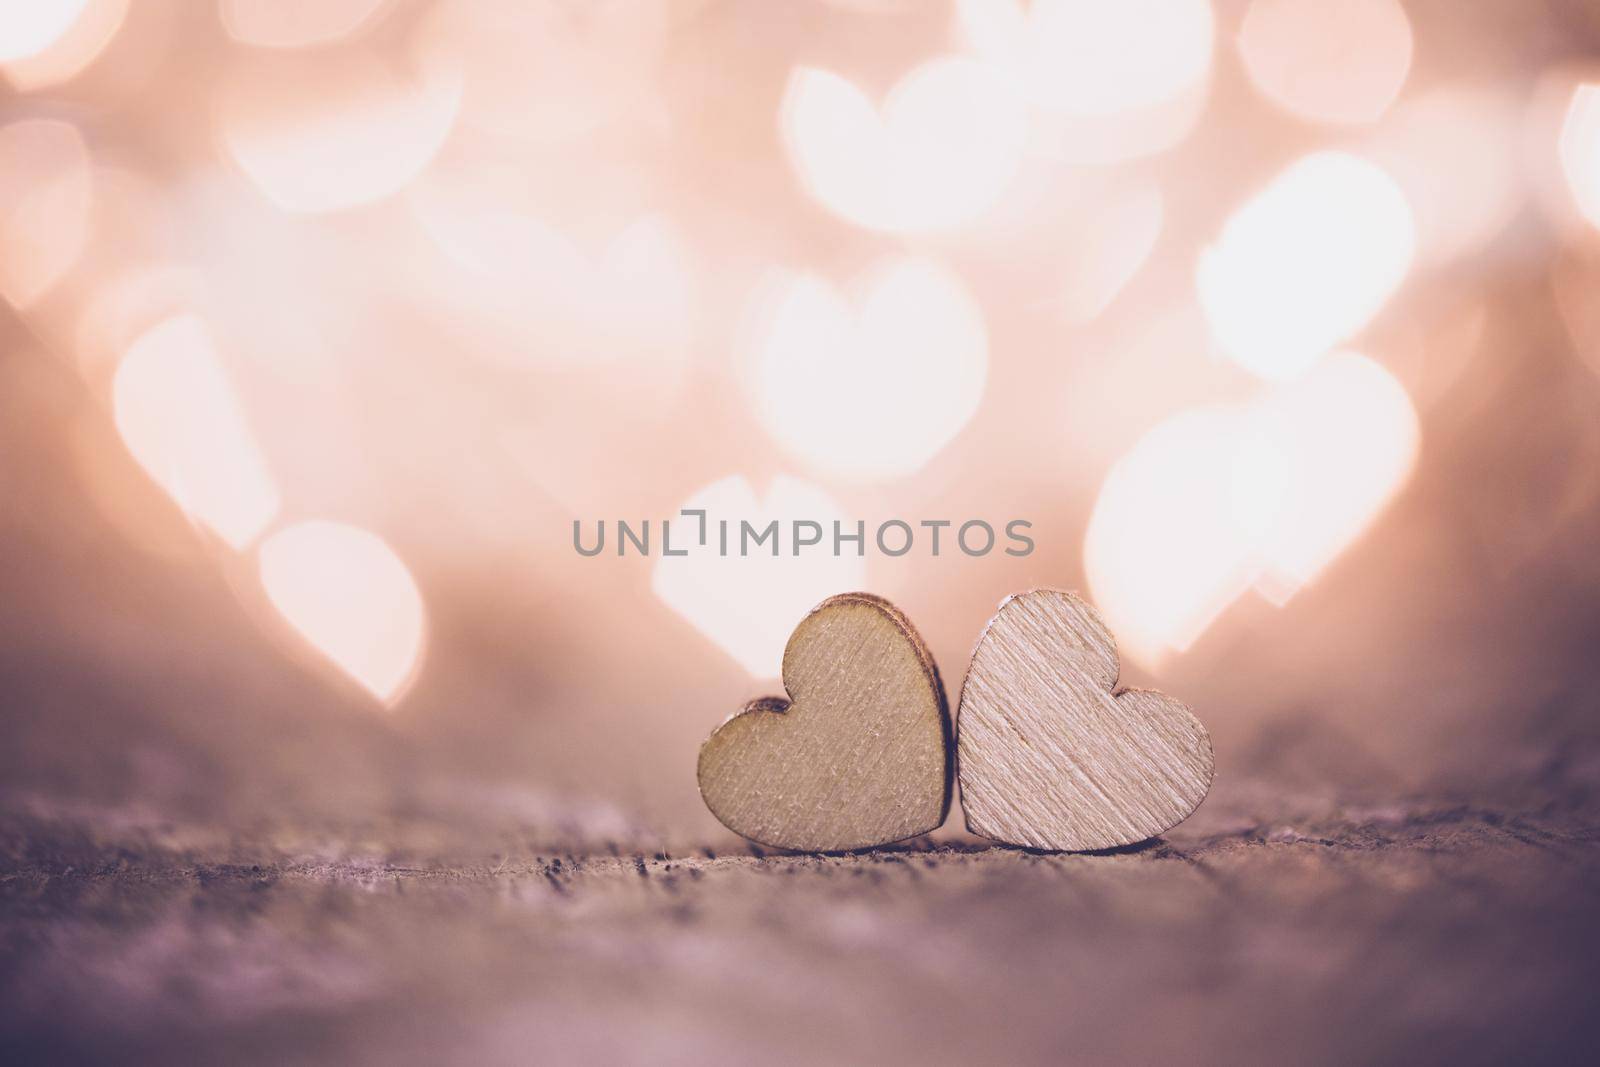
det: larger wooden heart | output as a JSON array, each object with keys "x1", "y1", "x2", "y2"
[
  {"x1": 957, "y1": 589, "x2": 1213, "y2": 850},
  {"x1": 697, "y1": 593, "x2": 952, "y2": 851}
]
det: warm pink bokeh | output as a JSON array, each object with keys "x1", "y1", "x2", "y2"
[{"x1": 2, "y1": 0, "x2": 1599, "y2": 839}]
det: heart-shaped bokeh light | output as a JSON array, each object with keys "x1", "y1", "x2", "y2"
[
  {"x1": 956, "y1": 0, "x2": 1214, "y2": 163},
  {"x1": 746, "y1": 257, "x2": 988, "y2": 482},
  {"x1": 959, "y1": 0, "x2": 1213, "y2": 116},
  {"x1": 1250, "y1": 353, "x2": 1422, "y2": 597},
  {"x1": 652, "y1": 475, "x2": 865, "y2": 678},
  {"x1": 1086, "y1": 352, "x2": 1419, "y2": 666},
  {"x1": 112, "y1": 314, "x2": 281, "y2": 550},
  {"x1": 1198, "y1": 151, "x2": 1415, "y2": 381},
  {"x1": 780, "y1": 59, "x2": 1027, "y2": 232},
  {"x1": 218, "y1": 48, "x2": 460, "y2": 213},
  {"x1": 258, "y1": 519, "x2": 426, "y2": 705},
  {"x1": 1084, "y1": 406, "x2": 1260, "y2": 665}
]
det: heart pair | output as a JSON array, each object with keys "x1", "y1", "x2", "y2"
[{"x1": 697, "y1": 590, "x2": 1214, "y2": 852}]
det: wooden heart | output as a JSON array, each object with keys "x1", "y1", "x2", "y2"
[
  {"x1": 957, "y1": 589, "x2": 1213, "y2": 851},
  {"x1": 697, "y1": 592, "x2": 952, "y2": 851}
]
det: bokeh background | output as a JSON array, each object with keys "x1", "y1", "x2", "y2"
[{"x1": 4, "y1": 0, "x2": 1600, "y2": 845}]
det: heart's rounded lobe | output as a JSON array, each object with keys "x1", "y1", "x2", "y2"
[{"x1": 698, "y1": 593, "x2": 952, "y2": 851}]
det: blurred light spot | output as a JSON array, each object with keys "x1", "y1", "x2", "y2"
[
  {"x1": 0, "y1": 119, "x2": 91, "y2": 309},
  {"x1": 780, "y1": 59, "x2": 1027, "y2": 232},
  {"x1": 218, "y1": 48, "x2": 460, "y2": 213},
  {"x1": 258, "y1": 519, "x2": 425, "y2": 704},
  {"x1": 1056, "y1": 180, "x2": 1163, "y2": 322},
  {"x1": 1238, "y1": 0, "x2": 1411, "y2": 125},
  {"x1": 0, "y1": 0, "x2": 87, "y2": 61},
  {"x1": 957, "y1": 0, "x2": 1213, "y2": 163},
  {"x1": 747, "y1": 257, "x2": 987, "y2": 481},
  {"x1": 1086, "y1": 353, "x2": 1417, "y2": 665},
  {"x1": 1085, "y1": 408, "x2": 1259, "y2": 666},
  {"x1": 1230, "y1": 426, "x2": 1293, "y2": 544},
  {"x1": 960, "y1": 0, "x2": 1213, "y2": 114},
  {"x1": 1368, "y1": 86, "x2": 1522, "y2": 265},
  {"x1": 1559, "y1": 83, "x2": 1600, "y2": 231},
  {"x1": 112, "y1": 315, "x2": 280, "y2": 549},
  {"x1": 1197, "y1": 151, "x2": 1414, "y2": 380},
  {"x1": 1, "y1": 0, "x2": 126, "y2": 90},
  {"x1": 416, "y1": 0, "x2": 667, "y2": 144},
  {"x1": 220, "y1": 0, "x2": 389, "y2": 49},
  {"x1": 1254, "y1": 353, "x2": 1419, "y2": 595},
  {"x1": 652, "y1": 475, "x2": 865, "y2": 678},
  {"x1": 1035, "y1": 88, "x2": 1207, "y2": 165}
]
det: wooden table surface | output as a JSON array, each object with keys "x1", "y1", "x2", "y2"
[{"x1": 4, "y1": 765, "x2": 1597, "y2": 1067}]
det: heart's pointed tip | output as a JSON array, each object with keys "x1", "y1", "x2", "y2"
[
  {"x1": 715, "y1": 819, "x2": 948, "y2": 855},
  {"x1": 968, "y1": 822, "x2": 1191, "y2": 854}
]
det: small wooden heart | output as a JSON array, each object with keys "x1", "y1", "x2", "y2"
[
  {"x1": 697, "y1": 592, "x2": 952, "y2": 852},
  {"x1": 957, "y1": 589, "x2": 1213, "y2": 851}
]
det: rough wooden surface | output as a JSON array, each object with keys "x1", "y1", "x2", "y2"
[
  {"x1": 698, "y1": 593, "x2": 952, "y2": 851},
  {"x1": 958, "y1": 590, "x2": 1213, "y2": 850},
  {"x1": 3, "y1": 765, "x2": 1598, "y2": 1066}
]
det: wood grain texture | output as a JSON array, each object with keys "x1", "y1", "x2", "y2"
[
  {"x1": 8, "y1": 787, "x2": 1599, "y2": 1067},
  {"x1": 697, "y1": 592, "x2": 952, "y2": 851},
  {"x1": 957, "y1": 589, "x2": 1213, "y2": 850}
]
